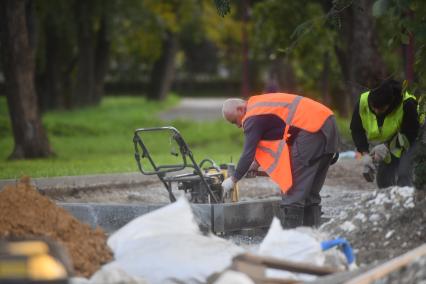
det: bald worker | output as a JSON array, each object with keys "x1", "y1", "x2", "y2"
[{"x1": 221, "y1": 93, "x2": 339, "y2": 228}]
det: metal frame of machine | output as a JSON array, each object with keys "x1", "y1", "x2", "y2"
[{"x1": 133, "y1": 126, "x2": 237, "y2": 204}]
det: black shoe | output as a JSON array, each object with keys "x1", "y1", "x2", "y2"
[
  {"x1": 303, "y1": 205, "x2": 322, "y2": 227},
  {"x1": 279, "y1": 205, "x2": 304, "y2": 229}
]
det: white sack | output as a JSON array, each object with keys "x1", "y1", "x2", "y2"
[
  {"x1": 257, "y1": 218, "x2": 325, "y2": 281},
  {"x1": 105, "y1": 198, "x2": 244, "y2": 284},
  {"x1": 108, "y1": 197, "x2": 200, "y2": 258}
]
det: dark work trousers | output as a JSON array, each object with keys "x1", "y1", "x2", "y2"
[
  {"x1": 281, "y1": 124, "x2": 335, "y2": 207},
  {"x1": 376, "y1": 141, "x2": 417, "y2": 188}
]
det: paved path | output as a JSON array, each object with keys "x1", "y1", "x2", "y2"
[
  {"x1": 159, "y1": 97, "x2": 226, "y2": 121},
  {"x1": 0, "y1": 172, "x2": 157, "y2": 192}
]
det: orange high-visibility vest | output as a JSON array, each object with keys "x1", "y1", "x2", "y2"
[{"x1": 242, "y1": 93, "x2": 333, "y2": 193}]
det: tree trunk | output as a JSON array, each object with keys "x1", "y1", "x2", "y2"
[
  {"x1": 94, "y1": 6, "x2": 111, "y2": 105},
  {"x1": 241, "y1": 0, "x2": 250, "y2": 97},
  {"x1": 348, "y1": 0, "x2": 387, "y2": 99},
  {"x1": 38, "y1": 14, "x2": 63, "y2": 111},
  {"x1": 73, "y1": 0, "x2": 95, "y2": 106},
  {"x1": 322, "y1": 0, "x2": 388, "y2": 116},
  {"x1": 0, "y1": 0, "x2": 53, "y2": 159},
  {"x1": 404, "y1": 33, "x2": 415, "y2": 84},
  {"x1": 148, "y1": 31, "x2": 178, "y2": 101},
  {"x1": 320, "y1": 51, "x2": 331, "y2": 106},
  {"x1": 274, "y1": 57, "x2": 297, "y2": 93}
]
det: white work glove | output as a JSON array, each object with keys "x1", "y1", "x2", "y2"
[
  {"x1": 221, "y1": 177, "x2": 235, "y2": 196},
  {"x1": 370, "y1": 144, "x2": 390, "y2": 163},
  {"x1": 362, "y1": 154, "x2": 374, "y2": 170}
]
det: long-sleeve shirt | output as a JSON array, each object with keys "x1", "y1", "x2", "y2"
[
  {"x1": 350, "y1": 98, "x2": 419, "y2": 153},
  {"x1": 234, "y1": 114, "x2": 339, "y2": 181},
  {"x1": 234, "y1": 115, "x2": 287, "y2": 180}
]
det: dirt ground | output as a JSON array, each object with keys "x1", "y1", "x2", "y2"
[
  {"x1": 0, "y1": 177, "x2": 112, "y2": 278},
  {"x1": 42, "y1": 158, "x2": 372, "y2": 220}
]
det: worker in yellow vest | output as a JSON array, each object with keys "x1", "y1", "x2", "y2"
[
  {"x1": 350, "y1": 79, "x2": 419, "y2": 188},
  {"x1": 221, "y1": 93, "x2": 339, "y2": 228}
]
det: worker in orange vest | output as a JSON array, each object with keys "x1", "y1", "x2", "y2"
[{"x1": 221, "y1": 93, "x2": 339, "y2": 228}]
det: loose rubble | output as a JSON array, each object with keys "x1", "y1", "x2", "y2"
[{"x1": 321, "y1": 186, "x2": 426, "y2": 266}]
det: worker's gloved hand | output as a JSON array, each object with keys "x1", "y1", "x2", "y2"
[
  {"x1": 370, "y1": 144, "x2": 390, "y2": 163},
  {"x1": 222, "y1": 177, "x2": 235, "y2": 196},
  {"x1": 361, "y1": 154, "x2": 375, "y2": 182}
]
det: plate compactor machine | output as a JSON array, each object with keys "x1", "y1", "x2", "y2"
[{"x1": 133, "y1": 126, "x2": 240, "y2": 204}]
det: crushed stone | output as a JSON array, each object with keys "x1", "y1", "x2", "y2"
[{"x1": 320, "y1": 186, "x2": 426, "y2": 266}]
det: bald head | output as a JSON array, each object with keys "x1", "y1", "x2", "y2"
[{"x1": 222, "y1": 98, "x2": 247, "y2": 128}]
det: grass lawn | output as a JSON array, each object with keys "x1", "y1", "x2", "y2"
[
  {"x1": 0, "y1": 95, "x2": 243, "y2": 179},
  {"x1": 0, "y1": 95, "x2": 351, "y2": 179}
]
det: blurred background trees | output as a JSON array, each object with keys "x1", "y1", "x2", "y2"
[{"x1": 1, "y1": 0, "x2": 426, "y2": 159}]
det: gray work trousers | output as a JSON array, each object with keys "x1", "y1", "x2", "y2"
[
  {"x1": 376, "y1": 141, "x2": 417, "y2": 188},
  {"x1": 281, "y1": 116, "x2": 338, "y2": 207}
]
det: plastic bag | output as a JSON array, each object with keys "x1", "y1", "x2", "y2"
[{"x1": 105, "y1": 198, "x2": 244, "y2": 284}]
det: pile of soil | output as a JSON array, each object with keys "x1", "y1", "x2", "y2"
[
  {"x1": 321, "y1": 187, "x2": 426, "y2": 265},
  {"x1": 0, "y1": 177, "x2": 113, "y2": 277}
]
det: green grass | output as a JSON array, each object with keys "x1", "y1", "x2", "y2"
[
  {"x1": 0, "y1": 95, "x2": 351, "y2": 179},
  {"x1": 335, "y1": 114, "x2": 352, "y2": 142},
  {"x1": 0, "y1": 95, "x2": 243, "y2": 179}
]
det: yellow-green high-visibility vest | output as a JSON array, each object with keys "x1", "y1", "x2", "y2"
[{"x1": 359, "y1": 91, "x2": 416, "y2": 158}]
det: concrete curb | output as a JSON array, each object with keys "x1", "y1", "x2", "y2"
[{"x1": 59, "y1": 198, "x2": 282, "y2": 234}]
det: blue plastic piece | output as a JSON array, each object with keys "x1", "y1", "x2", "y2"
[{"x1": 321, "y1": 238, "x2": 355, "y2": 265}]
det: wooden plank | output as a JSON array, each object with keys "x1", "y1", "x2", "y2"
[
  {"x1": 231, "y1": 259, "x2": 266, "y2": 280},
  {"x1": 345, "y1": 244, "x2": 426, "y2": 284},
  {"x1": 231, "y1": 260, "x2": 300, "y2": 284},
  {"x1": 233, "y1": 253, "x2": 341, "y2": 276}
]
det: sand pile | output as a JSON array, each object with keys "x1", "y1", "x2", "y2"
[
  {"x1": 0, "y1": 177, "x2": 113, "y2": 277},
  {"x1": 321, "y1": 187, "x2": 426, "y2": 265}
]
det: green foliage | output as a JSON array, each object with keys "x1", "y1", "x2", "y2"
[
  {"x1": 372, "y1": 0, "x2": 426, "y2": 85},
  {"x1": 334, "y1": 114, "x2": 351, "y2": 142},
  {"x1": 372, "y1": 0, "x2": 389, "y2": 17},
  {"x1": 195, "y1": 1, "x2": 243, "y2": 79},
  {"x1": 0, "y1": 96, "x2": 243, "y2": 179},
  {"x1": 109, "y1": 0, "x2": 202, "y2": 81},
  {"x1": 251, "y1": 0, "x2": 344, "y2": 96},
  {"x1": 214, "y1": 0, "x2": 231, "y2": 17}
]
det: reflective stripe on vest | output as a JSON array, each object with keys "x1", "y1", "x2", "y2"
[
  {"x1": 242, "y1": 93, "x2": 333, "y2": 193},
  {"x1": 258, "y1": 139, "x2": 286, "y2": 175}
]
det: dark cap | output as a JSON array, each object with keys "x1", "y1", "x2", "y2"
[{"x1": 368, "y1": 79, "x2": 401, "y2": 108}]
